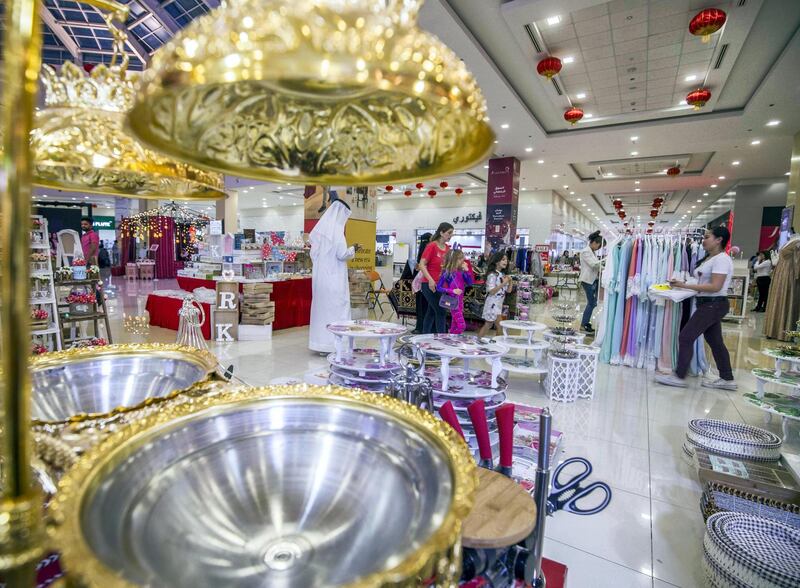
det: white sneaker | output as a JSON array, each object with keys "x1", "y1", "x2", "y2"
[
  {"x1": 702, "y1": 378, "x2": 738, "y2": 391},
  {"x1": 655, "y1": 373, "x2": 688, "y2": 388}
]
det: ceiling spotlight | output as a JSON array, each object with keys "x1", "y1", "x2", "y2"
[
  {"x1": 576, "y1": 198, "x2": 582, "y2": 201},
  {"x1": 634, "y1": 180, "x2": 640, "y2": 185},
  {"x1": 546, "y1": 15, "x2": 561, "y2": 25},
  {"x1": 605, "y1": 172, "x2": 614, "y2": 177},
  {"x1": 563, "y1": 185, "x2": 569, "y2": 189},
  {"x1": 718, "y1": 175, "x2": 726, "y2": 180},
  {"x1": 766, "y1": 120, "x2": 781, "y2": 127},
  {"x1": 679, "y1": 100, "x2": 688, "y2": 106},
  {"x1": 537, "y1": 159, "x2": 544, "y2": 164},
  {"x1": 584, "y1": 113, "x2": 594, "y2": 118},
  {"x1": 500, "y1": 123, "x2": 510, "y2": 129},
  {"x1": 576, "y1": 92, "x2": 586, "y2": 99},
  {"x1": 732, "y1": 161, "x2": 740, "y2": 166},
  {"x1": 279, "y1": 196, "x2": 283, "y2": 199},
  {"x1": 697, "y1": 199, "x2": 703, "y2": 202},
  {"x1": 378, "y1": 196, "x2": 383, "y2": 200},
  {"x1": 581, "y1": 203, "x2": 586, "y2": 207},
  {"x1": 786, "y1": 172, "x2": 791, "y2": 176},
  {"x1": 751, "y1": 139, "x2": 761, "y2": 145},
  {"x1": 569, "y1": 191, "x2": 575, "y2": 195},
  {"x1": 710, "y1": 184, "x2": 718, "y2": 188},
  {"x1": 494, "y1": 140, "x2": 498, "y2": 144},
  {"x1": 525, "y1": 147, "x2": 533, "y2": 152},
  {"x1": 484, "y1": 165, "x2": 490, "y2": 169},
  {"x1": 703, "y1": 192, "x2": 709, "y2": 196},
  {"x1": 635, "y1": 188, "x2": 640, "y2": 192},
  {"x1": 685, "y1": 75, "x2": 697, "y2": 82},
  {"x1": 563, "y1": 56, "x2": 575, "y2": 64},
  {"x1": 631, "y1": 151, "x2": 638, "y2": 156},
  {"x1": 691, "y1": 205, "x2": 696, "y2": 209},
  {"x1": 552, "y1": 174, "x2": 559, "y2": 178},
  {"x1": 630, "y1": 136, "x2": 638, "y2": 142},
  {"x1": 71, "y1": 197, "x2": 77, "y2": 201},
  {"x1": 521, "y1": 187, "x2": 527, "y2": 191},
  {"x1": 470, "y1": 182, "x2": 477, "y2": 187}
]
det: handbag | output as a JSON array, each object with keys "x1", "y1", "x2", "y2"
[
  {"x1": 439, "y1": 293, "x2": 459, "y2": 310},
  {"x1": 411, "y1": 271, "x2": 424, "y2": 293}
]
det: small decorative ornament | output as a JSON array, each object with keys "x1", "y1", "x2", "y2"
[
  {"x1": 536, "y1": 56, "x2": 562, "y2": 79},
  {"x1": 428, "y1": 189, "x2": 437, "y2": 198},
  {"x1": 439, "y1": 181, "x2": 448, "y2": 189},
  {"x1": 667, "y1": 166, "x2": 681, "y2": 177},
  {"x1": 689, "y1": 8, "x2": 727, "y2": 43},
  {"x1": 686, "y1": 87, "x2": 712, "y2": 110},
  {"x1": 404, "y1": 190, "x2": 412, "y2": 197},
  {"x1": 650, "y1": 210, "x2": 658, "y2": 219},
  {"x1": 564, "y1": 107, "x2": 584, "y2": 125},
  {"x1": 416, "y1": 182, "x2": 425, "y2": 190},
  {"x1": 176, "y1": 295, "x2": 208, "y2": 351},
  {"x1": 385, "y1": 185, "x2": 394, "y2": 192}
]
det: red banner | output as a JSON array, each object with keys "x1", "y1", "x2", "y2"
[{"x1": 485, "y1": 157, "x2": 520, "y2": 249}]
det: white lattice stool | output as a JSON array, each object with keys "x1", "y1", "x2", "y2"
[
  {"x1": 567, "y1": 344, "x2": 600, "y2": 399},
  {"x1": 545, "y1": 354, "x2": 580, "y2": 403}
]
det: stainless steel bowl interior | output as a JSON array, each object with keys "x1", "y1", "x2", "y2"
[
  {"x1": 32, "y1": 353, "x2": 209, "y2": 422},
  {"x1": 79, "y1": 398, "x2": 454, "y2": 587}
]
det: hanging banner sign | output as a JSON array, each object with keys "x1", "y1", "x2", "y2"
[{"x1": 485, "y1": 157, "x2": 520, "y2": 249}]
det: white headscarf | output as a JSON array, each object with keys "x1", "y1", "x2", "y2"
[{"x1": 309, "y1": 199, "x2": 351, "y2": 259}]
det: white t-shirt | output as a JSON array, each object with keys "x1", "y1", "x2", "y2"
[
  {"x1": 694, "y1": 252, "x2": 733, "y2": 297},
  {"x1": 754, "y1": 259, "x2": 772, "y2": 278}
]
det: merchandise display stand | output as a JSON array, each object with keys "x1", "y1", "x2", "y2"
[
  {"x1": 410, "y1": 334, "x2": 508, "y2": 391},
  {"x1": 326, "y1": 320, "x2": 407, "y2": 391},
  {"x1": 724, "y1": 273, "x2": 749, "y2": 321},
  {"x1": 30, "y1": 216, "x2": 62, "y2": 353},
  {"x1": 497, "y1": 319, "x2": 549, "y2": 377},
  {"x1": 746, "y1": 361, "x2": 800, "y2": 439},
  {"x1": 56, "y1": 278, "x2": 112, "y2": 347},
  {"x1": 567, "y1": 344, "x2": 600, "y2": 399},
  {"x1": 543, "y1": 329, "x2": 586, "y2": 346},
  {"x1": 762, "y1": 348, "x2": 800, "y2": 377}
]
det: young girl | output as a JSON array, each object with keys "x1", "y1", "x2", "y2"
[
  {"x1": 478, "y1": 252, "x2": 512, "y2": 337},
  {"x1": 437, "y1": 249, "x2": 473, "y2": 335}
]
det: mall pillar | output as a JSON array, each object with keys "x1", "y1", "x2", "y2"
[
  {"x1": 216, "y1": 189, "x2": 238, "y2": 234},
  {"x1": 788, "y1": 130, "x2": 800, "y2": 214},
  {"x1": 485, "y1": 157, "x2": 520, "y2": 250}
]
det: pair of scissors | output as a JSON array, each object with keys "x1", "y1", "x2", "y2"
[{"x1": 547, "y1": 457, "x2": 612, "y2": 515}]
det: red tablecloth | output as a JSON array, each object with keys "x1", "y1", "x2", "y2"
[
  {"x1": 176, "y1": 276, "x2": 312, "y2": 331},
  {"x1": 146, "y1": 294, "x2": 212, "y2": 339}
]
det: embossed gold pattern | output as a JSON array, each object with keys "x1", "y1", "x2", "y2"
[
  {"x1": 127, "y1": 0, "x2": 494, "y2": 184},
  {"x1": 30, "y1": 9, "x2": 226, "y2": 199},
  {"x1": 49, "y1": 384, "x2": 478, "y2": 587}
]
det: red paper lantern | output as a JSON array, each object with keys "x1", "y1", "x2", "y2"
[
  {"x1": 428, "y1": 189, "x2": 437, "y2": 198},
  {"x1": 385, "y1": 185, "x2": 394, "y2": 192},
  {"x1": 415, "y1": 183, "x2": 424, "y2": 190},
  {"x1": 653, "y1": 197, "x2": 664, "y2": 206},
  {"x1": 648, "y1": 221, "x2": 655, "y2": 227},
  {"x1": 689, "y1": 9, "x2": 726, "y2": 43},
  {"x1": 564, "y1": 107, "x2": 584, "y2": 125},
  {"x1": 455, "y1": 188, "x2": 464, "y2": 196},
  {"x1": 613, "y1": 199, "x2": 623, "y2": 210},
  {"x1": 536, "y1": 56, "x2": 562, "y2": 79},
  {"x1": 618, "y1": 211, "x2": 626, "y2": 220},
  {"x1": 439, "y1": 181, "x2": 449, "y2": 189},
  {"x1": 650, "y1": 210, "x2": 658, "y2": 219},
  {"x1": 404, "y1": 190, "x2": 412, "y2": 197},
  {"x1": 83, "y1": 63, "x2": 96, "y2": 73},
  {"x1": 666, "y1": 166, "x2": 681, "y2": 177},
  {"x1": 686, "y1": 88, "x2": 711, "y2": 110}
]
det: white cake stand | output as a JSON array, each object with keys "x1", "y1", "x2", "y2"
[
  {"x1": 410, "y1": 334, "x2": 509, "y2": 391},
  {"x1": 327, "y1": 320, "x2": 408, "y2": 366}
]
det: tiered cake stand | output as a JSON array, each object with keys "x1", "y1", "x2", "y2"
[
  {"x1": 743, "y1": 348, "x2": 800, "y2": 440},
  {"x1": 326, "y1": 320, "x2": 408, "y2": 392},
  {"x1": 411, "y1": 334, "x2": 509, "y2": 456},
  {"x1": 496, "y1": 319, "x2": 549, "y2": 376}
]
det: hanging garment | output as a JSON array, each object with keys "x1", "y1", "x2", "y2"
[
  {"x1": 595, "y1": 236, "x2": 620, "y2": 349},
  {"x1": 308, "y1": 200, "x2": 355, "y2": 352},
  {"x1": 764, "y1": 239, "x2": 800, "y2": 340},
  {"x1": 610, "y1": 238, "x2": 632, "y2": 364},
  {"x1": 599, "y1": 239, "x2": 622, "y2": 361},
  {"x1": 620, "y1": 238, "x2": 639, "y2": 361}
]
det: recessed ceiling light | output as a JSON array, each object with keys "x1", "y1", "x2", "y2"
[
  {"x1": 569, "y1": 191, "x2": 575, "y2": 195},
  {"x1": 576, "y1": 198, "x2": 581, "y2": 201},
  {"x1": 562, "y1": 56, "x2": 575, "y2": 65},
  {"x1": 293, "y1": 203, "x2": 297, "y2": 206},
  {"x1": 470, "y1": 182, "x2": 477, "y2": 187},
  {"x1": 84, "y1": 196, "x2": 89, "y2": 199},
  {"x1": 605, "y1": 172, "x2": 614, "y2": 177},
  {"x1": 552, "y1": 174, "x2": 559, "y2": 178},
  {"x1": 703, "y1": 192, "x2": 709, "y2": 196},
  {"x1": 679, "y1": 100, "x2": 688, "y2": 106},
  {"x1": 766, "y1": 120, "x2": 781, "y2": 127},
  {"x1": 576, "y1": 92, "x2": 586, "y2": 99},
  {"x1": 378, "y1": 197, "x2": 383, "y2": 200},
  {"x1": 262, "y1": 205, "x2": 268, "y2": 208},
  {"x1": 521, "y1": 187, "x2": 527, "y2": 191},
  {"x1": 584, "y1": 113, "x2": 593, "y2": 118},
  {"x1": 500, "y1": 123, "x2": 510, "y2": 129},
  {"x1": 581, "y1": 204, "x2": 586, "y2": 207},
  {"x1": 537, "y1": 159, "x2": 544, "y2": 164},
  {"x1": 691, "y1": 205, "x2": 696, "y2": 209},
  {"x1": 635, "y1": 188, "x2": 641, "y2": 192},
  {"x1": 634, "y1": 180, "x2": 640, "y2": 185},
  {"x1": 484, "y1": 165, "x2": 490, "y2": 169},
  {"x1": 466, "y1": 190, "x2": 471, "y2": 195},
  {"x1": 697, "y1": 199, "x2": 703, "y2": 202},
  {"x1": 279, "y1": 196, "x2": 283, "y2": 199},
  {"x1": 631, "y1": 151, "x2": 638, "y2": 156},
  {"x1": 494, "y1": 140, "x2": 498, "y2": 144},
  {"x1": 546, "y1": 15, "x2": 561, "y2": 25},
  {"x1": 710, "y1": 184, "x2": 717, "y2": 188},
  {"x1": 751, "y1": 139, "x2": 761, "y2": 145},
  {"x1": 726, "y1": 191, "x2": 736, "y2": 196},
  {"x1": 731, "y1": 161, "x2": 740, "y2": 166},
  {"x1": 630, "y1": 136, "x2": 638, "y2": 142},
  {"x1": 685, "y1": 75, "x2": 697, "y2": 82},
  {"x1": 563, "y1": 185, "x2": 569, "y2": 189},
  {"x1": 718, "y1": 175, "x2": 725, "y2": 180}
]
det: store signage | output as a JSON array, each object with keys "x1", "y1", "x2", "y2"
[
  {"x1": 534, "y1": 244, "x2": 549, "y2": 253},
  {"x1": 451, "y1": 211, "x2": 483, "y2": 224},
  {"x1": 210, "y1": 220, "x2": 223, "y2": 235},
  {"x1": 92, "y1": 216, "x2": 115, "y2": 230},
  {"x1": 485, "y1": 157, "x2": 520, "y2": 249}
]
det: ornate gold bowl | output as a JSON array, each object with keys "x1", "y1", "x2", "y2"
[
  {"x1": 127, "y1": 0, "x2": 494, "y2": 184},
  {"x1": 49, "y1": 385, "x2": 477, "y2": 587}
]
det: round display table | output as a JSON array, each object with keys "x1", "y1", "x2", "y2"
[
  {"x1": 543, "y1": 329, "x2": 586, "y2": 346},
  {"x1": 762, "y1": 348, "x2": 800, "y2": 377},
  {"x1": 410, "y1": 334, "x2": 509, "y2": 391},
  {"x1": 327, "y1": 320, "x2": 407, "y2": 366}
]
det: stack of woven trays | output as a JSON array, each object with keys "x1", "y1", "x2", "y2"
[
  {"x1": 683, "y1": 419, "x2": 782, "y2": 462},
  {"x1": 701, "y1": 481, "x2": 800, "y2": 530},
  {"x1": 703, "y1": 512, "x2": 800, "y2": 588}
]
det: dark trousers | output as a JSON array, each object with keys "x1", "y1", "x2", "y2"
[
  {"x1": 675, "y1": 297, "x2": 733, "y2": 381},
  {"x1": 414, "y1": 290, "x2": 428, "y2": 332},
  {"x1": 421, "y1": 285, "x2": 447, "y2": 334},
  {"x1": 581, "y1": 280, "x2": 598, "y2": 326},
  {"x1": 755, "y1": 276, "x2": 771, "y2": 311}
]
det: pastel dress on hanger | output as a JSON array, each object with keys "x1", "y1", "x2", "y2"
[
  {"x1": 610, "y1": 238, "x2": 632, "y2": 365},
  {"x1": 620, "y1": 237, "x2": 639, "y2": 363},
  {"x1": 626, "y1": 236, "x2": 644, "y2": 365},
  {"x1": 658, "y1": 239, "x2": 676, "y2": 371},
  {"x1": 600, "y1": 240, "x2": 622, "y2": 363},
  {"x1": 653, "y1": 239, "x2": 668, "y2": 362},
  {"x1": 636, "y1": 237, "x2": 653, "y2": 368},
  {"x1": 596, "y1": 236, "x2": 621, "y2": 350}
]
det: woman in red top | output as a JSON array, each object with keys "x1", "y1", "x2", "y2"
[{"x1": 417, "y1": 222, "x2": 454, "y2": 333}]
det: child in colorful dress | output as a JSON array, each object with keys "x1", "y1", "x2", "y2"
[
  {"x1": 478, "y1": 252, "x2": 512, "y2": 337},
  {"x1": 437, "y1": 249, "x2": 473, "y2": 335}
]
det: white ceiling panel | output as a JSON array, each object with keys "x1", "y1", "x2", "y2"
[
  {"x1": 614, "y1": 37, "x2": 648, "y2": 54},
  {"x1": 577, "y1": 30, "x2": 613, "y2": 49},
  {"x1": 572, "y1": 4, "x2": 610, "y2": 22},
  {"x1": 648, "y1": 29, "x2": 684, "y2": 49},
  {"x1": 574, "y1": 15, "x2": 611, "y2": 36},
  {"x1": 648, "y1": 13, "x2": 690, "y2": 34},
  {"x1": 649, "y1": 0, "x2": 691, "y2": 19},
  {"x1": 612, "y1": 22, "x2": 649, "y2": 42}
]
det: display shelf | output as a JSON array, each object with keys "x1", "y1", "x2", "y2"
[
  {"x1": 29, "y1": 243, "x2": 50, "y2": 250},
  {"x1": 762, "y1": 348, "x2": 800, "y2": 377},
  {"x1": 59, "y1": 312, "x2": 108, "y2": 322},
  {"x1": 29, "y1": 297, "x2": 55, "y2": 305},
  {"x1": 499, "y1": 356, "x2": 548, "y2": 375},
  {"x1": 31, "y1": 325, "x2": 58, "y2": 336},
  {"x1": 724, "y1": 273, "x2": 749, "y2": 321},
  {"x1": 743, "y1": 392, "x2": 800, "y2": 441},
  {"x1": 753, "y1": 367, "x2": 800, "y2": 398},
  {"x1": 29, "y1": 215, "x2": 62, "y2": 352}
]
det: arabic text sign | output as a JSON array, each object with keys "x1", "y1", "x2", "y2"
[{"x1": 451, "y1": 211, "x2": 483, "y2": 225}]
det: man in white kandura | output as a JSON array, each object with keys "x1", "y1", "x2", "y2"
[{"x1": 308, "y1": 199, "x2": 358, "y2": 353}]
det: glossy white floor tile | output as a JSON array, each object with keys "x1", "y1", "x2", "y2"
[{"x1": 101, "y1": 276, "x2": 800, "y2": 588}]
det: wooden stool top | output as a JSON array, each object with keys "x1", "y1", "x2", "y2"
[{"x1": 462, "y1": 468, "x2": 537, "y2": 549}]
